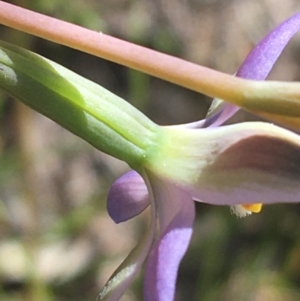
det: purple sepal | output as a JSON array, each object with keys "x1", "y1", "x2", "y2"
[
  {"x1": 144, "y1": 175, "x2": 195, "y2": 301},
  {"x1": 236, "y1": 12, "x2": 300, "y2": 80},
  {"x1": 204, "y1": 12, "x2": 300, "y2": 127}
]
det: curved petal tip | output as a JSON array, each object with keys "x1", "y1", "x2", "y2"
[{"x1": 107, "y1": 170, "x2": 150, "y2": 223}]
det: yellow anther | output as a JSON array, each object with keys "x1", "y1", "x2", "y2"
[{"x1": 241, "y1": 203, "x2": 263, "y2": 213}]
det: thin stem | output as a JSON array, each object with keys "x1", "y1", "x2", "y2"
[{"x1": 0, "y1": 1, "x2": 246, "y2": 102}]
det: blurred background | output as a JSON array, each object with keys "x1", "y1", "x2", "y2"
[{"x1": 1, "y1": 0, "x2": 300, "y2": 300}]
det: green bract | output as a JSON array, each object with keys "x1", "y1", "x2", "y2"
[{"x1": 0, "y1": 41, "x2": 160, "y2": 170}]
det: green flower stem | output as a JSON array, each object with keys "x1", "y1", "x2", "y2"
[{"x1": 0, "y1": 41, "x2": 159, "y2": 169}]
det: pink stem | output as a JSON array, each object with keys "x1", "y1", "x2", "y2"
[{"x1": 0, "y1": 1, "x2": 248, "y2": 102}]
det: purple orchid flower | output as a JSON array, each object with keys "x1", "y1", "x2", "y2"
[{"x1": 99, "y1": 13, "x2": 300, "y2": 301}]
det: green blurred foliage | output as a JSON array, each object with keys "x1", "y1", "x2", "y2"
[{"x1": 1, "y1": 0, "x2": 300, "y2": 301}]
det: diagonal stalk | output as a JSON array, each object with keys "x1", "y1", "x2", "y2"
[{"x1": 0, "y1": 2, "x2": 258, "y2": 102}]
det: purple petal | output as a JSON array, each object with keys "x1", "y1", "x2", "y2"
[
  {"x1": 144, "y1": 174, "x2": 195, "y2": 301},
  {"x1": 107, "y1": 170, "x2": 149, "y2": 223},
  {"x1": 187, "y1": 122, "x2": 300, "y2": 206},
  {"x1": 204, "y1": 12, "x2": 300, "y2": 127}
]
